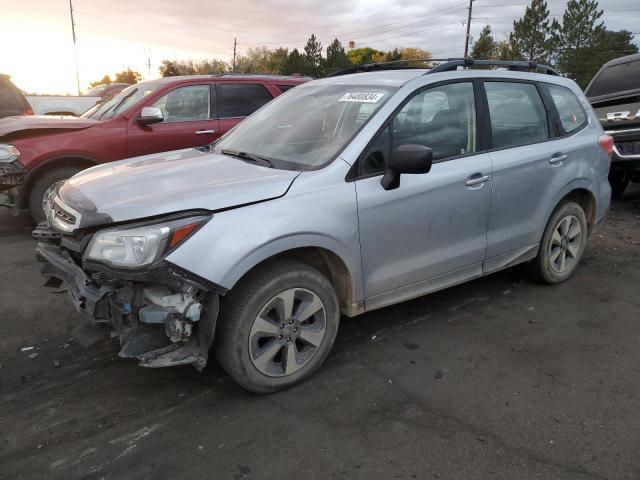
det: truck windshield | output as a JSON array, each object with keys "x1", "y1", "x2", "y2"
[
  {"x1": 82, "y1": 83, "x2": 159, "y2": 120},
  {"x1": 586, "y1": 58, "x2": 640, "y2": 98},
  {"x1": 213, "y1": 83, "x2": 397, "y2": 169}
]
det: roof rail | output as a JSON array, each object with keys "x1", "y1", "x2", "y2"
[
  {"x1": 327, "y1": 57, "x2": 560, "y2": 77},
  {"x1": 327, "y1": 58, "x2": 435, "y2": 77},
  {"x1": 426, "y1": 58, "x2": 560, "y2": 76}
]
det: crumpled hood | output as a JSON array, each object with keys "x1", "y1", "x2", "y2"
[
  {"x1": 58, "y1": 147, "x2": 300, "y2": 225},
  {"x1": 0, "y1": 115, "x2": 98, "y2": 138}
]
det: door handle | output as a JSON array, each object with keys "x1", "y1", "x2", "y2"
[
  {"x1": 465, "y1": 174, "x2": 491, "y2": 187},
  {"x1": 549, "y1": 154, "x2": 567, "y2": 165},
  {"x1": 195, "y1": 129, "x2": 215, "y2": 135}
]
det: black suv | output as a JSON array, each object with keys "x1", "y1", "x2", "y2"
[
  {"x1": 0, "y1": 74, "x2": 32, "y2": 119},
  {"x1": 586, "y1": 53, "x2": 640, "y2": 197}
]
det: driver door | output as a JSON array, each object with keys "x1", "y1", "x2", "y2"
[{"x1": 354, "y1": 81, "x2": 493, "y2": 309}]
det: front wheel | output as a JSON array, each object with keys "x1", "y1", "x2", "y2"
[
  {"x1": 28, "y1": 166, "x2": 82, "y2": 223},
  {"x1": 531, "y1": 201, "x2": 588, "y2": 284},
  {"x1": 215, "y1": 260, "x2": 340, "y2": 393}
]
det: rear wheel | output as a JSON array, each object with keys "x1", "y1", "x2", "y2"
[
  {"x1": 28, "y1": 166, "x2": 82, "y2": 223},
  {"x1": 215, "y1": 260, "x2": 340, "y2": 393},
  {"x1": 531, "y1": 201, "x2": 588, "y2": 284}
]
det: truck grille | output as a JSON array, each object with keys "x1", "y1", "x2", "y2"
[{"x1": 616, "y1": 141, "x2": 640, "y2": 156}]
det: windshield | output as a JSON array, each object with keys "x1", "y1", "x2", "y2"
[
  {"x1": 81, "y1": 83, "x2": 160, "y2": 120},
  {"x1": 214, "y1": 83, "x2": 398, "y2": 169},
  {"x1": 86, "y1": 85, "x2": 107, "y2": 96}
]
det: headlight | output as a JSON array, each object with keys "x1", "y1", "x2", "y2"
[
  {"x1": 84, "y1": 216, "x2": 208, "y2": 269},
  {"x1": 0, "y1": 144, "x2": 20, "y2": 162}
]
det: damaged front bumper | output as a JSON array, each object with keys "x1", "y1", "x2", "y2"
[
  {"x1": 0, "y1": 160, "x2": 25, "y2": 210},
  {"x1": 33, "y1": 225, "x2": 223, "y2": 370}
]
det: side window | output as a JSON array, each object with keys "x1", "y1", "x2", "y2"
[
  {"x1": 150, "y1": 85, "x2": 210, "y2": 122},
  {"x1": 277, "y1": 84, "x2": 295, "y2": 93},
  {"x1": 359, "y1": 82, "x2": 477, "y2": 177},
  {"x1": 217, "y1": 83, "x2": 274, "y2": 118},
  {"x1": 544, "y1": 84, "x2": 588, "y2": 134},
  {"x1": 485, "y1": 82, "x2": 549, "y2": 149}
]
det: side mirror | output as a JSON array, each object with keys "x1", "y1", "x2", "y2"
[
  {"x1": 381, "y1": 144, "x2": 433, "y2": 190},
  {"x1": 137, "y1": 106, "x2": 164, "y2": 126}
]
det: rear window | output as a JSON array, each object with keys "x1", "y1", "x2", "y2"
[
  {"x1": 586, "y1": 59, "x2": 640, "y2": 97},
  {"x1": 543, "y1": 84, "x2": 587, "y2": 134}
]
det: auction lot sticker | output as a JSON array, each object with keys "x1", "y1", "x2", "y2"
[{"x1": 339, "y1": 92, "x2": 385, "y2": 103}]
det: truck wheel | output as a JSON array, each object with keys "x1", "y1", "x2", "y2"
[
  {"x1": 531, "y1": 201, "x2": 588, "y2": 285},
  {"x1": 215, "y1": 260, "x2": 340, "y2": 393},
  {"x1": 28, "y1": 166, "x2": 82, "y2": 223},
  {"x1": 609, "y1": 169, "x2": 629, "y2": 199}
]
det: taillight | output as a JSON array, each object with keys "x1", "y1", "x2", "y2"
[
  {"x1": 599, "y1": 134, "x2": 614, "y2": 157},
  {"x1": 23, "y1": 108, "x2": 34, "y2": 116}
]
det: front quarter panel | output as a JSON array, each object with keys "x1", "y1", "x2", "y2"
[{"x1": 165, "y1": 159, "x2": 363, "y2": 304}]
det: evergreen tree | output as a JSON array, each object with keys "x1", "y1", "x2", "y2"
[
  {"x1": 303, "y1": 34, "x2": 323, "y2": 76},
  {"x1": 471, "y1": 25, "x2": 497, "y2": 59},
  {"x1": 281, "y1": 49, "x2": 305, "y2": 75},
  {"x1": 555, "y1": 0, "x2": 605, "y2": 86},
  {"x1": 324, "y1": 39, "x2": 350, "y2": 75},
  {"x1": 509, "y1": 0, "x2": 555, "y2": 63},
  {"x1": 385, "y1": 48, "x2": 402, "y2": 62}
]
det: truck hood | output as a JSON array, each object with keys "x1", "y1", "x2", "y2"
[
  {"x1": 0, "y1": 115, "x2": 98, "y2": 138},
  {"x1": 57, "y1": 147, "x2": 301, "y2": 226}
]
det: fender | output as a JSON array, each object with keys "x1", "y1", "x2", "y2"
[
  {"x1": 167, "y1": 231, "x2": 364, "y2": 309},
  {"x1": 536, "y1": 177, "x2": 598, "y2": 241},
  {"x1": 18, "y1": 154, "x2": 100, "y2": 208}
]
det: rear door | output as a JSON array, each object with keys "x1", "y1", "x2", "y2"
[
  {"x1": 126, "y1": 83, "x2": 218, "y2": 157},
  {"x1": 215, "y1": 82, "x2": 277, "y2": 137},
  {"x1": 483, "y1": 80, "x2": 587, "y2": 272}
]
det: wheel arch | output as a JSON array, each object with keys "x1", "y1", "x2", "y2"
[
  {"x1": 542, "y1": 181, "x2": 598, "y2": 239},
  {"x1": 223, "y1": 242, "x2": 363, "y2": 318},
  {"x1": 18, "y1": 155, "x2": 100, "y2": 208}
]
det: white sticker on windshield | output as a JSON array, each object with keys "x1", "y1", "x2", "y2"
[{"x1": 339, "y1": 92, "x2": 385, "y2": 103}]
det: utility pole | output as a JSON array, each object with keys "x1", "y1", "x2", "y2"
[
  {"x1": 232, "y1": 38, "x2": 237, "y2": 72},
  {"x1": 69, "y1": 0, "x2": 81, "y2": 95},
  {"x1": 464, "y1": 0, "x2": 474, "y2": 58}
]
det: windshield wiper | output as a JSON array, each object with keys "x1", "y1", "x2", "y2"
[
  {"x1": 98, "y1": 89, "x2": 136, "y2": 120},
  {"x1": 221, "y1": 149, "x2": 274, "y2": 168}
]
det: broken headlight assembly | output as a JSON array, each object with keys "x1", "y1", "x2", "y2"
[
  {"x1": 84, "y1": 215, "x2": 209, "y2": 269},
  {"x1": 0, "y1": 144, "x2": 20, "y2": 163}
]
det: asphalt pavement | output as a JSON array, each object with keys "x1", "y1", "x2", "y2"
[{"x1": 1, "y1": 185, "x2": 639, "y2": 480}]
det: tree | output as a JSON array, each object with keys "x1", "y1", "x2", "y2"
[
  {"x1": 495, "y1": 40, "x2": 521, "y2": 61},
  {"x1": 347, "y1": 47, "x2": 382, "y2": 66},
  {"x1": 281, "y1": 49, "x2": 305, "y2": 75},
  {"x1": 385, "y1": 48, "x2": 402, "y2": 62},
  {"x1": 303, "y1": 34, "x2": 323, "y2": 76},
  {"x1": 114, "y1": 68, "x2": 142, "y2": 84},
  {"x1": 234, "y1": 47, "x2": 274, "y2": 73},
  {"x1": 89, "y1": 74, "x2": 112, "y2": 88},
  {"x1": 159, "y1": 59, "x2": 227, "y2": 76},
  {"x1": 509, "y1": 0, "x2": 555, "y2": 63},
  {"x1": 324, "y1": 38, "x2": 350, "y2": 75},
  {"x1": 471, "y1": 25, "x2": 497, "y2": 59},
  {"x1": 269, "y1": 47, "x2": 289, "y2": 74},
  {"x1": 554, "y1": 0, "x2": 605, "y2": 86}
]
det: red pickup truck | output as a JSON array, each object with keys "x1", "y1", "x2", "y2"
[{"x1": 0, "y1": 74, "x2": 309, "y2": 221}]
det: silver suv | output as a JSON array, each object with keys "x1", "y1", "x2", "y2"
[{"x1": 35, "y1": 60, "x2": 612, "y2": 393}]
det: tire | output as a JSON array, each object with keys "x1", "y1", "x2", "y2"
[
  {"x1": 530, "y1": 201, "x2": 588, "y2": 285},
  {"x1": 609, "y1": 169, "x2": 629, "y2": 199},
  {"x1": 28, "y1": 166, "x2": 82, "y2": 223},
  {"x1": 215, "y1": 260, "x2": 340, "y2": 394}
]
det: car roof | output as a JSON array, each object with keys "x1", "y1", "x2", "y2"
[
  {"x1": 312, "y1": 67, "x2": 575, "y2": 89},
  {"x1": 600, "y1": 52, "x2": 640, "y2": 68},
  {"x1": 147, "y1": 74, "x2": 312, "y2": 86}
]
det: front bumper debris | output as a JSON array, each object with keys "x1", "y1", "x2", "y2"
[
  {"x1": 0, "y1": 161, "x2": 25, "y2": 210},
  {"x1": 34, "y1": 225, "x2": 220, "y2": 371}
]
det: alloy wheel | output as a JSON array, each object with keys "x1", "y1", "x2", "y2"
[
  {"x1": 549, "y1": 214, "x2": 582, "y2": 274},
  {"x1": 248, "y1": 288, "x2": 327, "y2": 377}
]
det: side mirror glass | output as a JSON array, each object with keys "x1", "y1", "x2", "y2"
[
  {"x1": 137, "y1": 106, "x2": 164, "y2": 126},
  {"x1": 381, "y1": 144, "x2": 433, "y2": 190}
]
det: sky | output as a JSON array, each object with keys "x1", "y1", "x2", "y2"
[{"x1": 0, "y1": 0, "x2": 638, "y2": 95}]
